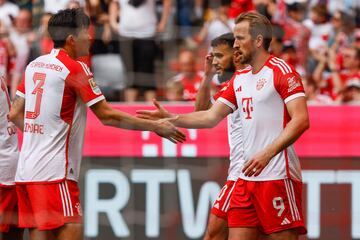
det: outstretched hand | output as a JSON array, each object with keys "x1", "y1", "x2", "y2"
[
  {"x1": 136, "y1": 99, "x2": 172, "y2": 120},
  {"x1": 154, "y1": 116, "x2": 186, "y2": 144}
]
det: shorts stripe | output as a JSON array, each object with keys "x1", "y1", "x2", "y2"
[
  {"x1": 58, "y1": 184, "x2": 67, "y2": 217},
  {"x1": 60, "y1": 182, "x2": 73, "y2": 217},
  {"x1": 59, "y1": 183, "x2": 69, "y2": 216},
  {"x1": 288, "y1": 180, "x2": 301, "y2": 220},
  {"x1": 284, "y1": 179, "x2": 296, "y2": 221},
  {"x1": 223, "y1": 182, "x2": 236, "y2": 212},
  {"x1": 64, "y1": 182, "x2": 74, "y2": 216}
]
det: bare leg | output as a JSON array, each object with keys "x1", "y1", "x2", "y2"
[
  {"x1": 29, "y1": 228, "x2": 55, "y2": 240},
  {"x1": 268, "y1": 229, "x2": 298, "y2": 240},
  {"x1": 203, "y1": 213, "x2": 228, "y2": 240},
  {"x1": 53, "y1": 223, "x2": 83, "y2": 240},
  {"x1": 228, "y1": 227, "x2": 260, "y2": 240},
  {"x1": 0, "y1": 227, "x2": 24, "y2": 240}
]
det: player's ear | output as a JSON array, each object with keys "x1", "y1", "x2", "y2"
[
  {"x1": 255, "y1": 34, "x2": 263, "y2": 49},
  {"x1": 66, "y1": 34, "x2": 76, "y2": 47}
]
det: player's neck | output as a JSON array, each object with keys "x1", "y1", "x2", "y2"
[
  {"x1": 60, "y1": 47, "x2": 76, "y2": 59},
  {"x1": 251, "y1": 51, "x2": 270, "y2": 74}
]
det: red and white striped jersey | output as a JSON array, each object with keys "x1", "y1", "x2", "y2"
[
  {"x1": 0, "y1": 75, "x2": 18, "y2": 185},
  {"x1": 16, "y1": 49, "x2": 105, "y2": 183},
  {"x1": 218, "y1": 56, "x2": 305, "y2": 181}
]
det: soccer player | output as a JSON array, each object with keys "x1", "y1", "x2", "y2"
[
  {"x1": 195, "y1": 33, "x2": 246, "y2": 240},
  {"x1": 8, "y1": 8, "x2": 185, "y2": 240},
  {"x1": 137, "y1": 12, "x2": 309, "y2": 240},
  {"x1": 0, "y1": 76, "x2": 22, "y2": 240}
]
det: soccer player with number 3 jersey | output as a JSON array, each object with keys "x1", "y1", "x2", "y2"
[
  {"x1": 138, "y1": 12, "x2": 309, "y2": 240},
  {"x1": 8, "y1": 8, "x2": 185, "y2": 240}
]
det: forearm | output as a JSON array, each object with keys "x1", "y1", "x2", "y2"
[
  {"x1": 11, "y1": 113, "x2": 24, "y2": 131},
  {"x1": 312, "y1": 61, "x2": 326, "y2": 84},
  {"x1": 330, "y1": 71, "x2": 343, "y2": 94},
  {"x1": 102, "y1": 110, "x2": 158, "y2": 131},
  {"x1": 194, "y1": 74, "x2": 214, "y2": 111},
  {"x1": 173, "y1": 101, "x2": 230, "y2": 129},
  {"x1": 159, "y1": 0, "x2": 171, "y2": 27},
  {"x1": 8, "y1": 95, "x2": 25, "y2": 131},
  {"x1": 173, "y1": 110, "x2": 217, "y2": 129},
  {"x1": 108, "y1": 1, "x2": 119, "y2": 31},
  {"x1": 263, "y1": 116, "x2": 309, "y2": 159}
]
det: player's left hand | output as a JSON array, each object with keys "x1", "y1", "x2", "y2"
[{"x1": 242, "y1": 150, "x2": 272, "y2": 177}]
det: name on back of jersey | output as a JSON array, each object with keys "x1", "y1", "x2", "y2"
[
  {"x1": 24, "y1": 122, "x2": 44, "y2": 134},
  {"x1": 30, "y1": 61, "x2": 63, "y2": 72}
]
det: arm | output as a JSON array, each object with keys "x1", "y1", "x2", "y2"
[
  {"x1": 157, "y1": 0, "x2": 172, "y2": 33},
  {"x1": 8, "y1": 95, "x2": 25, "y2": 131},
  {"x1": 173, "y1": 101, "x2": 232, "y2": 128},
  {"x1": 108, "y1": 0, "x2": 119, "y2": 33},
  {"x1": 137, "y1": 99, "x2": 231, "y2": 129},
  {"x1": 90, "y1": 99, "x2": 185, "y2": 143},
  {"x1": 194, "y1": 53, "x2": 215, "y2": 111},
  {"x1": 243, "y1": 97, "x2": 310, "y2": 177}
]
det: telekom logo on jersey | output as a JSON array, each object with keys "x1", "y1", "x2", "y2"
[{"x1": 242, "y1": 97, "x2": 253, "y2": 119}]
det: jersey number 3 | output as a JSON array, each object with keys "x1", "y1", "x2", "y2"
[{"x1": 25, "y1": 72, "x2": 46, "y2": 119}]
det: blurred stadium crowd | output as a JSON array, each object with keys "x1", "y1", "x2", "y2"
[{"x1": 0, "y1": 0, "x2": 359, "y2": 103}]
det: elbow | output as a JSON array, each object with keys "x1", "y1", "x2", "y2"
[
  {"x1": 99, "y1": 115, "x2": 114, "y2": 127},
  {"x1": 301, "y1": 117, "x2": 310, "y2": 133},
  {"x1": 207, "y1": 116, "x2": 221, "y2": 128}
]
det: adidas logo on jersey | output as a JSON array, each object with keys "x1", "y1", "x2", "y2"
[
  {"x1": 281, "y1": 217, "x2": 291, "y2": 225},
  {"x1": 213, "y1": 203, "x2": 220, "y2": 209},
  {"x1": 235, "y1": 86, "x2": 242, "y2": 92}
]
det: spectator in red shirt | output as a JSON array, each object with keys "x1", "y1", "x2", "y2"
[
  {"x1": 313, "y1": 46, "x2": 360, "y2": 99},
  {"x1": 169, "y1": 49, "x2": 203, "y2": 101}
]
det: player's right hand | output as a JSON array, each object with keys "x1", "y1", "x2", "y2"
[
  {"x1": 136, "y1": 99, "x2": 172, "y2": 120},
  {"x1": 154, "y1": 117, "x2": 186, "y2": 143},
  {"x1": 204, "y1": 53, "x2": 214, "y2": 75}
]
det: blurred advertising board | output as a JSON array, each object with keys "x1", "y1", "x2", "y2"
[{"x1": 80, "y1": 104, "x2": 360, "y2": 240}]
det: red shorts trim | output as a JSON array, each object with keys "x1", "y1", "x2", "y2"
[
  {"x1": 228, "y1": 178, "x2": 307, "y2": 235},
  {"x1": 0, "y1": 186, "x2": 18, "y2": 232},
  {"x1": 210, "y1": 180, "x2": 236, "y2": 220},
  {"x1": 16, "y1": 179, "x2": 83, "y2": 230}
]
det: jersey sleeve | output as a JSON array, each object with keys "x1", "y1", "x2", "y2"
[
  {"x1": 275, "y1": 70, "x2": 305, "y2": 104},
  {"x1": 67, "y1": 61, "x2": 105, "y2": 107},
  {"x1": 16, "y1": 75, "x2": 25, "y2": 98},
  {"x1": 216, "y1": 77, "x2": 238, "y2": 111}
]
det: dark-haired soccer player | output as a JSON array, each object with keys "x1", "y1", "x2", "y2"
[{"x1": 137, "y1": 12, "x2": 309, "y2": 240}]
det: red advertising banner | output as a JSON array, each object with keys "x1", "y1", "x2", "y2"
[{"x1": 83, "y1": 104, "x2": 360, "y2": 157}]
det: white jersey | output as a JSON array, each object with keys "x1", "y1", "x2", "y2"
[
  {"x1": 16, "y1": 49, "x2": 105, "y2": 183},
  {"x1": 212, "y1": 70, "x2": 250, "y2": 181},
  {"x1": 0, "y1": 76, "x2": 18, "y2": 185},
  {"x1": 218, "y1": 56, "x2": 305, "y2": 181}
]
